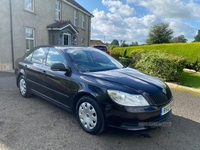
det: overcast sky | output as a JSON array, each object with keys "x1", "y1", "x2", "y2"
[{"x1": 76, "y1": 0, "x2": 200, "y2": 44}]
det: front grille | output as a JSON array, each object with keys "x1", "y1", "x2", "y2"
[{"x1": 146, "y1": 87, "x2": 172, "y2": 106}]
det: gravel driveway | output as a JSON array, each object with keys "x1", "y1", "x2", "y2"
[{"x1": 0, "y1": 71, "x2": 200, "y2": 150}]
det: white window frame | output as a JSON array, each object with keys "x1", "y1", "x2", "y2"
[
  {"x1": 81, "y1": 15, "x2": 85, "y2": 29},
  {"x1": 55, "y1": 1, "x2": 61, "y2": 20},
  {"x1": 81, "y1": 38, "x2": 85, "y2": 46},
  {"x1": 24, "y1": 0, "x2": 34, "y2": 12},
  {"x1": 73, "y1": 37, "x2": 77, "y2": 45},
  {"x1": 62, "y1": 33, "x2": 71, "y2": 46},
  {"x1": 74, "y1": 10, "x2": 78, "y2": 26},
  {"x1": 26, "y1": 27, "x2": 35, "y2": 51}
]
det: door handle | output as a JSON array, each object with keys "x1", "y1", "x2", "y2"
[{"x1": 43, "y1": 70, "x2": 46, "y2": 76}]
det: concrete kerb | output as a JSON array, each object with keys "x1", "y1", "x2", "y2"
[{"x1": 166, "y1": 82, "x2": 200, "y2": 94}]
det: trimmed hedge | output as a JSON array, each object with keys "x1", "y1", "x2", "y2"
[
  {"x1": 134, "y1": 52, "x2": 186, "y2": 82},
  {"x1": 110, "y1": 50, "x2": 121, "y2": 59},
  {"x1": 118, "y1": 57, "x2": 133, "y2": 67},
  {"x1": 112, "y1": 42, "x2": 200, "y2": 71}
]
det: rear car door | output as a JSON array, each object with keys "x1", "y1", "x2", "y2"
[
  {"x1": 24, "y1": 47, "x2": 48, "y2": 95},
  {"x1": 42, "y1": 47, "x2": 72, "y2": 108}
]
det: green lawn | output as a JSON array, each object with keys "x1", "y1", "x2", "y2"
[{"x1": 179, "y1": 71, "x2": 200, "y2": 89}]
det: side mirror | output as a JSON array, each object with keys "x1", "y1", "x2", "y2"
[{"x1": 51, "y1": 63, "x2": 70, "y2": 73}]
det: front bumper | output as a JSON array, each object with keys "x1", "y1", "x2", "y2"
[{"x1": 104, "y1": 100, "x2": 172, "y2": 130}]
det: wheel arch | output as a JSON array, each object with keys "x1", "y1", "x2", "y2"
[
  {"x1": 74, "y1": 92, "x2": 106, "y2": 134},
  {"x1": 71, "y1": 91, "x2": 104, "y2": 116},
  {"x1": 16, "y1": 69, "x2": 25, "y2": 87}
]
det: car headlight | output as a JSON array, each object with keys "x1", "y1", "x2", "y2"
[{"x1": 107, "y1": 90, "x2": 149, "y2": 106}]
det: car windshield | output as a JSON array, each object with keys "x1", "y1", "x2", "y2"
[{"x1": 65, "y1": 48, "x2": 124, "y2": 72}]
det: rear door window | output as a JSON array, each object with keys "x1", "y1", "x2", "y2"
[{"x1": 25, "y1": 47, "x2": 48, "y2": 64}]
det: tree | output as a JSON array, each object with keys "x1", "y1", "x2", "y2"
[
  {"x1": 146, "y1": 22, "x2": 174, "y2": 44},
  {"x1": 120, "y1": 40, "x2": 129, "y2": 47},
  {"x1": 172, "y1": 35, "x2": 187, "y2": 43},
  {"x1": 194, "y1": 30, "x2": 200, "y2": 42},
  {"x1": 111, "y1": 39, "x2": 119, "y2": 46},
  {"x1": 131, "y1": 41, "x2": 138, "y2": 46}
]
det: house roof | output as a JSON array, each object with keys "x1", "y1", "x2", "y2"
[
  {"x1": 90, "y1": 40, "x2": 105, "y2": 46},
  {"x1": 47, "y1": 20, "x2": 79, "y2": 34},
  {"x1": 65, "y1": 0, "x2": 93, "y2": 17}
]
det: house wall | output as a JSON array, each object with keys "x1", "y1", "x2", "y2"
[
  {"x1": 61, "y1": 1, "x2": 91, "y2": 46},
  {"x1": 77, "y1": 13, "x2": 91, "y2": 46},
  {"x1": 49, "y1": 30, "x2": 61, "y2": 45},
  {"x1": 0, "y1": 0, "x2": 92, "y2": 71},
  {"x1": 0, "y1": 0, "x2": 12, "y2": 70},
  {"x1": 12, "y1": 0, "x2": 55, "y2": 60}
]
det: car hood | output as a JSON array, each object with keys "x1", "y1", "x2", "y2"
[{"x1": 84, "y1": 68, "x2": 167, "y2": 94}]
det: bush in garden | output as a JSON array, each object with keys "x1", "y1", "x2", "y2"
[
  {"x1": 118, "y1": 57, "x2": 133, "y2": 67},
  {"x1": 130, "y1": 49, "x2": 146, "y2": 67},
  {"x1": 110, "y1": 50, "x2": 121, "y2": 60},
  {"x1": 134, "y1": 52, "x2": 186, "y2": 82},
  {"x1": 113, "y1": 43, "x2": 200, "y2": 71},
  {"x1": 185, "y1": 59, "x2": 200, "y2": 72},
  {"x1": 108, "y1": 45, "x2": 116, "y2": 50}
]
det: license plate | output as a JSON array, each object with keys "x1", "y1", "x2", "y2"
[{"x1": 160, "y1": 100, "x2": 173, "y2": 116}]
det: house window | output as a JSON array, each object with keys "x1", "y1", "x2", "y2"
[
  {"x1": 24, "y1": 0, "x2": 34, "y2": 12},
  {"x1": 26, "y1": 27, "x2": 35, "y2": 51},
  {"x1": 73, "y1": 37, "x2": 77, "y2": 45},
  {"x1": 81, "y1": 38, "x2": 85, "y2": 46},
  {"x1": 74, "y1": 10, "x2": 77, "y2": 26},
  {"x1": 55, "y1": 1, "x2": 61, "y2": 20},
  {"x1": 82, "y1": 15, "x2": 85, "y2": 29},
  {"x1": 62, "y1": 33, "x2": 71, "y2": 46}
]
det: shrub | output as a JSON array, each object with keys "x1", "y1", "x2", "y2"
[
  {"x1": 134, "y1": 52, "x2": 186, "y2": 82},
  {"x1": 113, "y1": 43, "x2": 200, "y2": 71},
  {"x1": 108, "y1": 45, "x2": 116, "y2": 50},
  {"x1": 118, "y1": 57, "x2": 133, "y2": 67},
  {"x1": 185, "y1": 59, "x2": 200, "y2": 72},
  {"x1": 130, "y1": 49, "x2": 146, "y2": 67},
  {"x1": 110, "y1": 50, "x2": 121, "y2": 60}
]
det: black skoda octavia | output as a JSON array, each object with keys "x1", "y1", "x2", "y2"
[{"x1": 15, "y1": 46, "x2": 173, "y2": 134}]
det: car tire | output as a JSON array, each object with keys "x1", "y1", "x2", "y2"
[
  {"x1": 18, "y1": 75, "x2": 32, "y2": 98},
  {"x1": 76, "y1": 96, "x2": 105, "y2": 135}
]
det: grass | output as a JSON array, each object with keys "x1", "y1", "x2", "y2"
[{"x1": 179, "y1": 70, "x2": 200, "y2": 89}]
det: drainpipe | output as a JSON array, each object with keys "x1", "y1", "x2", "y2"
[
  {"x1": 9, "y1": 0, "x2": 14, "y2": 69},
  {"x1": 88, "y1": 17, "x2": 91, "y2": 46}
]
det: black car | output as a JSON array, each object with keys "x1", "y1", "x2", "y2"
[{"x1": 15, "y1": 46, "x2": 173, "y2": 134}]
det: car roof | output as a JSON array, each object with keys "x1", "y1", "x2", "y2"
[{"x1": 31, "y1": 45, "x2": 95, "y2": 51}]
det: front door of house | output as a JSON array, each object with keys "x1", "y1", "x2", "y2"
[{"x1": 62, "y1": 33, "x2": 71, "y2": 45}]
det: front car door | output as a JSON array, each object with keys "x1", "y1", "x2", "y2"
[{"x1": 42, "y1": 47, "x2": 72, "y2": 108}]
